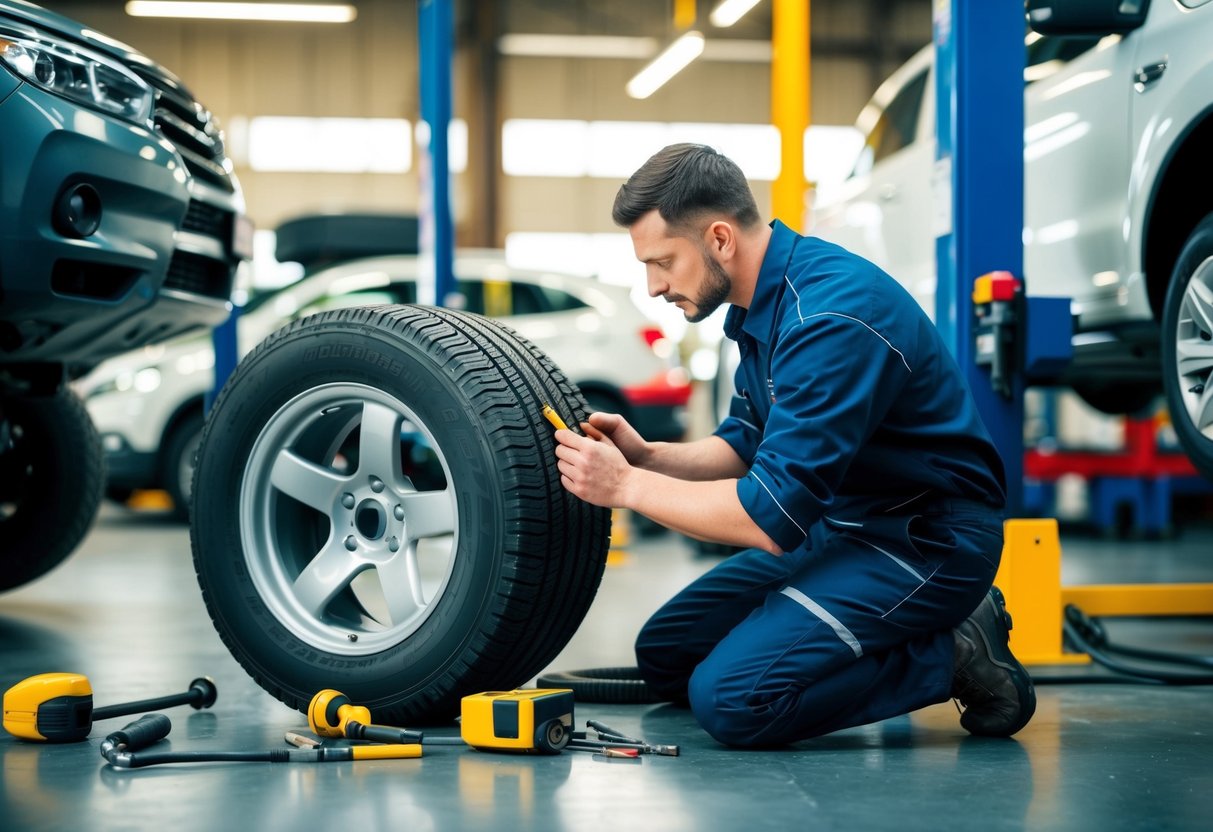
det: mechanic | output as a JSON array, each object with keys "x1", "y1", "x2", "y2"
[{"x1": 553, "y1": 143, "x2": 1036, "y2": 747}]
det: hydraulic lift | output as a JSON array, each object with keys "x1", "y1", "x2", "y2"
[{"x1": 933, "y1": 0, "x2": 1213, "y2": 666}]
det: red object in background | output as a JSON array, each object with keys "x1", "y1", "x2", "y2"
[{"x1": 1025, "y1": 418, "x2": 1199, "y2": 480}]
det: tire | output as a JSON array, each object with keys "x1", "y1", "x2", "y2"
[
  {"x1": 1161, "y1": 213, "x2": 1213, "y2": 482},
  {"x1": 161, "y1": 410, "x2": 204, "y2": 522},
  {"x1": 536, "y1": 666, "x2": 661, "y2": 704},
  {"x1": 190, "y1": 305, "x2": 611, "y2": 724},
  {"x1": 0, "y1": 387, "x2": 105, "y2": 592},
  {"x1": 1072, "y1": 381, "x2": 1159, "y2": 417}
]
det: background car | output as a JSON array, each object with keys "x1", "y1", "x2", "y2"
[
  {"x1": 807, "y1": 2, "x2": 1213, "y2": 480},
  {"x1": 77, "y1": 250, "x2": 691, "y2": 518},
  {"x1": 0, "y1": 1, "x2": 247, "y2": 590}
]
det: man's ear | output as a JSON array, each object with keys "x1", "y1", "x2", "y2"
[{"x1": 704, "y1": 220, "x2": 736, "y2": 260}]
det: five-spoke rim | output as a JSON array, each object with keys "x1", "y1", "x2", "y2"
[{"x1": 240, "y1": 383, "x2": 459, "y2": 655}]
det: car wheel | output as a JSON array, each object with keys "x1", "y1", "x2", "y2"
[
  {"x1": 162, "y1": 410, "x2": 204, "y2": 522},
  {"x1": 190, "y1": 305, "x2": 611, "y2": 723},
  {"x1": 0, "y1": 387, "x2": 104, "y2": 592},
  {"x1": 1161, "y1": 213, "x2": 1213, "y2": 482}
]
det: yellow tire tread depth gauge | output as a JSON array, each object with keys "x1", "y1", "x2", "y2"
[
  {"x1": 541, "y1": 403, "x2": 569, "y2": 431},
  {"x1": 460, "y1": 689, "x2": 574, "y2": 754}
]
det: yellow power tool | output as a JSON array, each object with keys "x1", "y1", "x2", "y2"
[{"x1": 460, "y1": 688, "x2": 574, "y2": 754}]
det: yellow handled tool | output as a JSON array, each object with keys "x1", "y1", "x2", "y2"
[{"x1": 542, "y1": 403, "x2": 569, "y2": 431}]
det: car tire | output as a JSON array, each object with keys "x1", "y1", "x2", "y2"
[
  {"x1": 162, "y1": 410, "x2": 204, "y2": 522},
  {"x1": 1161, "y1": 213, "x2": 1213, "y2": 482},
  {"x1": 0, "y1": 387, "x2": 104, "y2": 592},
  {"x1": 191, "y1": 305, "x2": 611, "y2": 724}
]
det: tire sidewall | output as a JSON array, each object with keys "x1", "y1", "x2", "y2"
[
  {"x1": 192, "y1": 319, "x2": 506, "y2": 708},
  {"x1": 0, "y1": 387, "x2": 104, "y2": 590},
  {"x1": 1161, "y1": 213, "x2": 1213, "y2": 480}
]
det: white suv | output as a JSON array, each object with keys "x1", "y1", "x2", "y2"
[
  {"x1": 76, "y1": 251, "x2": 690, "y2": 517},
  {"x1": 808, "y1": 0, "x2": 1213, "y2": 480}
]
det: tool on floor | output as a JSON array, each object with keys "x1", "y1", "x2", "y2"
[
  {"x1": 2, "y1": 672, "x2": 217, "y2": 743},
  {"x1": 461, "y1": 688, "x2": 575, "y2": 753},
  {"x1": 307, "y1": 689, "x2": 466, "y2": 747},
  {"x1": 98, "y1": 714, "x2": 422, "y2": 769},
  {"x1": 575, "y1": 719, "x2": 680, "y2": 756}
]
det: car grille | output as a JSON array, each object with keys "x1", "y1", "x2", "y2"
[
  {"x1": 181, "y1": 198, "x2": 232, "y2": 240},
  {"x1": 164, "y1": 250, "x2": 235, "y2": 301},
  {"x1": 135, "y1": 69, "x2": 234, "y2": 193}
]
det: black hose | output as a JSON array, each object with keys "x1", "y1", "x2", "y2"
[
  {"x1": 1064, "y1": 605, "x2": 1213, "y2": 669},
  {"x1": 1048, "y1": 606, "x2": 1213, "y2": 686}
]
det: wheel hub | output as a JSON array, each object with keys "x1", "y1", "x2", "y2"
[{"x1": 239, "y1": 383, "x2": 459, "y2": 656}]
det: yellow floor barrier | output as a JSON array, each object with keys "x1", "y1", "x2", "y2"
[{"x1": 996, "y1": 518, "x2": 1213, "y2": 666}]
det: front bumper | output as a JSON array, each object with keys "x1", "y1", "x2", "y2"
[{"x1": 0, "y1": 79, "x2": 239, "y2": 368}]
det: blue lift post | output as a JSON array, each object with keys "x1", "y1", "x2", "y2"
[
  {"x1": 418, "y1": 0, "x2": 455, "y2": 308},
  {"x1": 932, "y1": 0, "x2": 1026, "y2": 512}
]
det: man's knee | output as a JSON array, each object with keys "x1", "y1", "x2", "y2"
[{"x1": 687, "y1": 662, "x2": 782, "y2": 748}]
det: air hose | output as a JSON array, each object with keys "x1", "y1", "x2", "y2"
[
  {"x1": 1031, "y1": 605, "x2": 1213, "y2": 686},
  {"x1": 99, "y1": 714, "x2": 422, "y2": 768}
]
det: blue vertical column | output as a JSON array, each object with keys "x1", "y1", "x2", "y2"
[
  {"x1": 933, "y1": 0, "x2": 1025, "y2": 512},
  {"x1": 209, "y1": 303, "x2": 238, "y2": 411},
  {"x1": 419, "y1": 0, "x2": 454, "y2": 307}
]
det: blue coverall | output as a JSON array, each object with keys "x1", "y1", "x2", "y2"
[{"x1": 635, "y1": 220, "x2": 1008, "y2": 746}]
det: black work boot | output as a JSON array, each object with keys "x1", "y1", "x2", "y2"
[{"x1": 951, "y1": 586, "x2": 1036, "y2": 737}]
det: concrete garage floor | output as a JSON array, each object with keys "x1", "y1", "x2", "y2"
[{"x1": 2, "y1": 503, "x2": 1212, "y2": 832}]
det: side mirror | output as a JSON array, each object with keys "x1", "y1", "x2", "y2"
[{"x1": 1026, "y1": 0, "x2": 1151, "y2": 36}]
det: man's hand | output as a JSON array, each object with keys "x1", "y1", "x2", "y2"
[
  {"x1": 584, "y1": 411, "x2": 650, "y2": 467},
  {"x1": 553, "y1": 427, "x2": 636, "y2": 509}
]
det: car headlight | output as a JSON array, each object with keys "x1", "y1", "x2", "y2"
[{"x1": 0, "y1": 29, "x2": 153, "y2": 125}]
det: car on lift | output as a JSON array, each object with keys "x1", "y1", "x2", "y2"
[
  {"x1": 0, "y1": 1, "x2": 248, "y2": 591},
  {"x1": 806, "y1": 0, "x2": 1213, "y2": 481},
  {"x1": 76, "y1": 241, "x2": 690, "y2": 519}
]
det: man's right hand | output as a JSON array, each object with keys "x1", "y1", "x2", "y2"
[{"x1": 584, "y1": 411, "x2": 651, "y2": 468}]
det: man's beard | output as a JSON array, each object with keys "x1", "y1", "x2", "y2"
[{"x1": 684, "y1": 247, "x2": 732, "y2": 323}]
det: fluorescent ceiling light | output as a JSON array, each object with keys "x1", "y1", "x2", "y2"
[
  {"x1": 125, "y1": 2, "x2": 357, "y2": 23},
  {"x1": 626, "y1": 31, "x2": 705, "y2": 100},
  {"x1": 497, "y1": 33, "x2": 769, "y2": 63},
  {"x1": 498, "y1": 34, "x2": 658, "y2": 59},
  {"x1": 710, "y1": 0, "x2": 764, "y2": 28}
]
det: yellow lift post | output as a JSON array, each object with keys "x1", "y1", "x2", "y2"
[
  {"x1": 998, "y1": 518, "x2": 1213, "y2": 665},
  {"x1": 770, "y1": 0, "x2": 809, "y2": 229}
]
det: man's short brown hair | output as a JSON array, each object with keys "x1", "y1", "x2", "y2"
[{"x1": 611, "y1": 143, "x2": 761, "y2": 234}]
